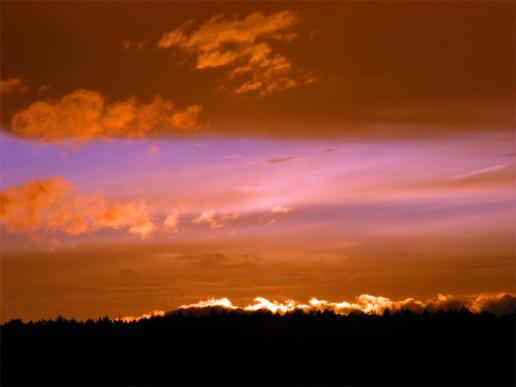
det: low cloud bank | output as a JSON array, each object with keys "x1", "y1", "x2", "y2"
[{"x1": 176, "y1": 293, "x2": 516, "y2": 316}]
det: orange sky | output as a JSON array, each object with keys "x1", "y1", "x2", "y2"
[{"x1": 0, "y1": 1, "x2": 514, "y2": 321}]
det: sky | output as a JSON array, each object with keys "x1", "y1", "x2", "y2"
[{"x1": 0, "y1": 1, "x2": 514, "y2": 321}]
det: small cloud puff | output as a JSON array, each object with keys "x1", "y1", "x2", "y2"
[{"x1": 0, "y1": 77, "x2": 29, "y2": 95}]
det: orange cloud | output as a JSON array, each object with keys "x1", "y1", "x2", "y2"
[
  {"x1": 10, "y1": 89, "x2": 202, "y2": 141},
  {"x1": 0, "y1": 77, "x2": 29, "y2": 95},
  {"x1": 469, "y1": 293, "x2": 516, "y2": 315},
  {"x1": 0, "y1": 177, "x2": 73, "y2": 232},
  {"x1": 0, "y1": 177, "x2": 156, "y2": 238},
  {"x1": 158, "y1": 11, "x2": 311, "y2": 96}
]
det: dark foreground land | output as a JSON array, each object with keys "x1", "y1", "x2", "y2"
[{"x1": 1, "y1": 309, "x2": 515, "y2": 386}]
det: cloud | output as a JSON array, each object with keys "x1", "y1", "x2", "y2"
[
  {"x1": 272, "y1": 205, "x2": 292, "y2": 214},
  {"x1": 469, "y1": 293, "x2": 516, "y2": 315},
  {"x1": 0, "y1": 177, "x2": 156, "y2": 238},
  {"x1": 115, "y1": 310, "x2": 165, "y2": 323},
  {"x1": 192, "y1": 210, "x2": 238, "y2": 229},
  {"x1": 262, "y1": 205, "x2": 292, "y2": 225},
  {"x1": 0, "y1": 77, "x2": 29, "y2": 95},
  {"x1": 266, "y1": 156, "x2": 297, "y2": 164},
  {"x1": 9, "y1": 89, "x2": 202, "y2": 142},
  {"x1": 158, "y1": 11, "x2": 311, "y2": 96},
  {"x1": 177, "y1": 293, "x2": 516, "y2": 316},
  {"x1": 178, "y1": 298, "x2": 237, "y2": 310},
  {"x1": 163, "y1": 207, "x2": 185, "y2": 232}
]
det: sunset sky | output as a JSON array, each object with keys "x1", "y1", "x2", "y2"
[{"x1": 1, "y1": 1, "x2": 514, "y2": 321}]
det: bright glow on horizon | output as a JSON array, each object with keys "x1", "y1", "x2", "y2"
[{"x1": 173, "y1": 293, "x2": 515, "y2": 317}]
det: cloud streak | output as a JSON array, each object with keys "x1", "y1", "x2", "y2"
[
  {"x1": 266, "y1": 156, "x2": 297, "y2": 164},
  {"x1": 10, "y1": 89, "x2": 202, "y2": 142},
  {"x1": 452, "y1": 164, "x2": 508, "y2": 180}
]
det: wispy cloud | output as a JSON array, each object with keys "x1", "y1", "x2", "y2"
[{"x1": 158, "y1": 11, "x2": 313, "y2": 96}]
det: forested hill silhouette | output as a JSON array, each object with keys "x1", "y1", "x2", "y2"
[{"x1": 2, "y1": 309, "x2": 515, "y2": 386}]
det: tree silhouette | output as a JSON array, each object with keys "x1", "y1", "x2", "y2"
[{"x1": 1, "y1": 309, "x2": 514, "y2": 386}]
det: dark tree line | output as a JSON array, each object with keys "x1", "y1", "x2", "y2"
[{"x1": 1, "y1": 308, "x2": 514, "y2": 386}]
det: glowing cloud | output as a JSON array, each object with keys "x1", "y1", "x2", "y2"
[
  {"x1": 244, "y1": 297, "x2": 298, "y2": 314},
  {"x1": 158, "y1": 11, "x2": 311, "y2": 96},
  {"x1": 272, "y1": 205, "x2": 292, "y2": 214},
  {"x1": 10, "y1": 89, "x2": 202, "y2": 141},
  {"x1": 176, "y1": 293, "x2": 515, "y2": 316},
  {"x1": 179, "y1": 298, "x2": 237, "y2": 310},
  {"x1": 115, "y1": 310, "x2": 165, "y2": 323},
  {"x1": 0, "y1": 177, "x2": 156, "y2": 238}
]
